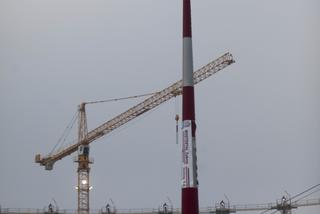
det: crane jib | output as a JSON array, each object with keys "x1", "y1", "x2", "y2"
[{"x1": 35, "y1": 52, "x2": 235, "y2": 170}]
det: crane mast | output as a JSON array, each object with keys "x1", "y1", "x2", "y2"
[
  {"x1": 74, "y1": 103, "x2": 92, "y2": 214},
  {"x1": 35, "y1": 52, "x2": 235, "y2": 214}
]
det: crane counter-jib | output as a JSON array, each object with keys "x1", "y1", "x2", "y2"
[{"x1": 35, "y1": 52, "x2": 235, "y2": 170}]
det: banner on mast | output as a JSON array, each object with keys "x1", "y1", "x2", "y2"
[{"x1": 181, "y1": 120, "x2": 195, "y2": 188}]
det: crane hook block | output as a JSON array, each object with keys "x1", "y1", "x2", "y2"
[{"x1": 45, "y1": 163, "x2": 53, "y2": 170}]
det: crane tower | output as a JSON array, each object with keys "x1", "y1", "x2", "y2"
[{"x1": 74, "y1": 103, "x2": 93, "y2": 214}]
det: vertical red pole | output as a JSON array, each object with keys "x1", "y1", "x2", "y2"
[{"x1": 181, "y1": 1, "x2": 199, "y2": 214}]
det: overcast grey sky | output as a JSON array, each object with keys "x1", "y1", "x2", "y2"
[{"x1": 1, "y1": 1, "x2": 319, "y2": 213}]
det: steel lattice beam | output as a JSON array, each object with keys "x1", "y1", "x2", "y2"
[{"x1": 36, "y1": 52, "x2": 235, "y2": 170}]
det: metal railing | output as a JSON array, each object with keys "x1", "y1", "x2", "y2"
[{"x1": 1, "y1": 199, "x2": 319, "y2": 214}]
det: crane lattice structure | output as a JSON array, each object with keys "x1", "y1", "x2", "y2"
[{"x1": 35, "y1": 52, "x2": 235, "y2": 214}]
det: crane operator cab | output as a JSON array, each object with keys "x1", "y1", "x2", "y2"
[
  {"x1": 77, "y1": 145, "x2": 89, "y2": 168},
  {"x1": 75, "y1": 145, "x2": 93, "y2": 169},
  {"x1": 78, "y1": 145, "x2": 90, "y2": 156}
]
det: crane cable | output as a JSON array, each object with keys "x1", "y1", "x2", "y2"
[
  {"x1": 49, "y1": 111, "x2": 78, "y2": 156},
  {"x1": 83, "y1": 91, "x2": 159, "y2": 105},
  {"x1": 48, "y1": 92, "x2": 158, "y2": 155},
  {"x1": 48, "y1": 91, "x2": 163, "y2": 156},
  {"x1": 87, "y1": 90, "x2": 181, "y2": 145}
]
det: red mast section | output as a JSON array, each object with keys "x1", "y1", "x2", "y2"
[{"x1": 181, "y1": 1, "x2": 199, "y2": 214}]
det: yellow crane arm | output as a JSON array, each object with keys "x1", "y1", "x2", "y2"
[{"x1": 35, "y1": 52, "x2": 235, "y2": 170}]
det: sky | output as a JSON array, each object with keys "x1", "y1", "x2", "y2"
[{"x1": 0, "y1": 0, "x2": 319, "y2": 214}]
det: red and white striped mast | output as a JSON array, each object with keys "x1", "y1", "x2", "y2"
[{"x1": 181, "y1": 1, "x2": 199, "y2": 214}]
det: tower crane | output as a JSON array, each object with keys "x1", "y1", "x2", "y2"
[{"x1": 35, "y1": 52, "x2": 235, "y2": 214}]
